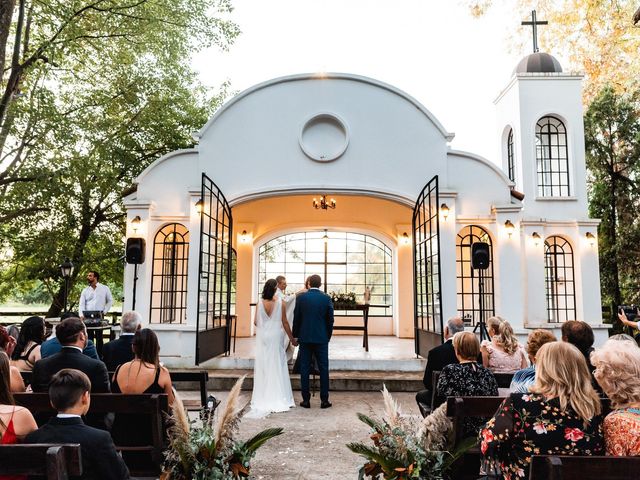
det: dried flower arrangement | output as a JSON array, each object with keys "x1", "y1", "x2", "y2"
[
  {"x1": 161, "y1": 376, "x2": 283, "y2": 479},
  {"x1": 347, "y1": 386, "x2": 475, "y2": 479}
]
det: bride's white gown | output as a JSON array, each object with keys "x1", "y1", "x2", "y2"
[{"x1": 246, "y1": 300, "x2": 295, "y2": 418}]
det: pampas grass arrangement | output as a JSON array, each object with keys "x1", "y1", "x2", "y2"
[
  {"x1": 347, "y1": 386, "x2": 474, "y2": 479},
  {"x1": 161, "y1": 376, "x2": 283, "y2": 479}
]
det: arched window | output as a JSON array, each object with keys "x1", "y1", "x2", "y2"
[
  {"x1": 507, "y1": 128, "x2": 515, "y2": 182},
  {"x1": 258, "y1": 231, "x2": 392, "y2": 316},
  {"x1": 456, "y1": 226, "x2": 495, "y2": 326},
  {"x1": 150, "y1": 223, "x2": 189, "y2": 324},
  {"x1": 544, "y1": 236, "x2": 576, "y2": 323},
  {"x1": 536, "y1": 116, "x2": 570, "y2": 197}
]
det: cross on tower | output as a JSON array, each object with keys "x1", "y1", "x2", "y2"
[{"x1": 521, "y1": 10, "x2": 548, "y2": 53}]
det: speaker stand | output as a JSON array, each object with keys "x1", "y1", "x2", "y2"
[
  {"x1": 472, "y1": 268, "x2": 490, "y2": 341},
  {"x1": 132, "y1": 263, "x2": 139, "y2": 310}
]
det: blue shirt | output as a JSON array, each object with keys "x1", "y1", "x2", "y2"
[
  {"x1": 509, "y1": 365, "x2": 536, "y2": 393},
  {"x1": 40, "y1": 337, "x2": 99, "y2": 360}
]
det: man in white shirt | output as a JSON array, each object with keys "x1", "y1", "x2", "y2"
[
  {"x1": 79, "y1": 270, "x2": 113, "y2": 319},
  {"x1": 275, "y1": 275, "x2": 296, "y2": 364}
]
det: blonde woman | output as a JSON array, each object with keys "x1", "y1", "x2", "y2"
[
  {"x1": 480, "y1": 317, "x2": 527, "y2": 373},
  {"x1": 591, "y1": 340, "x2": 640, "y2": 456},
  {"x1": 480, "y1": 341, "x2": 604, "y2": 478}
]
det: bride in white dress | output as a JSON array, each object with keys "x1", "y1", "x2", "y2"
[{"x1": 246, "y1": 279, "x2": 297, "y2": 418}]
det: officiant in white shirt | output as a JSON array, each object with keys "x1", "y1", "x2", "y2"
[
  {"x1": 79, "y1": 270, "x2": 113, "y2": 319},
  {"x1": 275, "y1": 275, "x2": 297, "y2": 364}
]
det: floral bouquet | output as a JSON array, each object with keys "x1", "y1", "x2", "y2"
[
  {"x1": 347, "y1": 386, "x2": 475, "y2": 479},
  {"x1": 330, "y1": 291, "x2": 358, "y2": 309}
]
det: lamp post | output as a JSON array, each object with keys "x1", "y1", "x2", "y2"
[{"x1": 60, "y1": 258, "x2": 74, "y2": 313}]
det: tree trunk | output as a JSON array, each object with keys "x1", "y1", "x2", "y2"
[
  {"x1": 0, "y1": 0, "x2": 16, "y2": 82},
  {"x1": 609, "y1": 170, "x2": 622, "y2": 309}
]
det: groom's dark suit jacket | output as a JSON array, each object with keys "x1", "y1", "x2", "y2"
[{"x1": 292, "y1": 288, "x2": 334, "y2": 343}]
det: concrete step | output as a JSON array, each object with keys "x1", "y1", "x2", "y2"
[
  {"x1": 201, "y1": 369, "x2": 423, "y2": 392},
  {"x1": 204, "y1": 356, "x2": 425, "y2": 372}
]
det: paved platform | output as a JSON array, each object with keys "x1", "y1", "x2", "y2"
[{"x1": 203, "y1": 335, "x2": 425, "y2": 372}]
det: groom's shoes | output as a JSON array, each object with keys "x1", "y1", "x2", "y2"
[
  {"x1": 299, "y1": 400, "x2": 311, "y2": 408},
  {"x1": 320, "y1": 401, "x2": 332, "y2": 409}
]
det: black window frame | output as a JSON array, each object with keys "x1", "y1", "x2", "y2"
[{"x1": 536, "y1": 116, "x2": 570, "y2": 197}]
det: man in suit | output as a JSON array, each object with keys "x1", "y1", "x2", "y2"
[
  {"x1": 415, "y1": 316, "x2": 465, "y2": 416},
  {"x1": 26, "y1": 369, "x2": 130, "y2": 480},
  {"x1": 41, "y1": 312, "x2": 99, "y2": 360},
  {"x1": 293, "y1": 274, "x2": 334, "y2": 409},
  {"x1": 102, "y1": 310, "x2": 141, "y2": 371},
  {"x1": 31, "y1": 317, "x2": 110, "y2": 394}
]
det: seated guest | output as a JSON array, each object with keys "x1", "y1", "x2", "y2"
[
  {"x1": 591, "y1": 340, "x2": 640, "y2": 456},
  {"x1": 10, "y1": 316, "x2": 45, "y2": 371},
  {"x1": 0, "y1": 327, "x2": 24, "y2": 393},
  {"x1": 481, "y1": 317, "x2": 527, "y2": 373},
  {"x1": 607, "y1": 333, "x2": 637, "y2": 344},
  {"x1": 415, "y1": 316, "x2": 465, "y2": 416},
  {"x1": 25, "y1": 369, "x2": 130, "y2": 480},
  {"x1": 0, "y1": 352, "x2": 37, "y2": 464},
  {"x1": 480, "y1": 341, "x2": 603, "y2": 479},
  {"x1": 510, "y1": 329, "x2": 556, "y2": 393},
  {"x1": 562, "y1": 320, "x2": 601, "y2": 392},
  {"x1": 436, "y1": 331, "x2": 498, "y2": 437},
  {"x1": 111, "y1": 328, "x2": 173, "y2": 468},
  {"x1": 31, "y1": 317, "x2": 109, "y2": 394},
  {"x1": 41, "y1": 312, "x2": 99, "y2": 360},
  {"x1": 101, "y1": 311, "x2": 141, "y2": 371}
]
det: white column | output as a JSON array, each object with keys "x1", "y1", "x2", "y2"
[
  {"x1": 521, "y1": 222, "x2": 547, "y2": 326},
  {"x1": 575, "y1": 222, "x2": 602, "y2": 324}
]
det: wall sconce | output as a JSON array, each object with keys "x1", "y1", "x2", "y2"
[
  {"x1": 322, "y1": 229, "x2": 329, "y2": 243},
  {"x1": 400, "y1": 232, "x2": 410, "y2": 245},
  {"x1": 440, "y1": 203, "x2": 450, "y2": 220},
  {"x1": 195, "y1": 198, "x2": 204, "y2": 215},
  {"x1": 504, "y1": 220, "x2": 515, "y2": 238},
  {"x1": 131, "y1": 215, "x2": 141, "y2": 233},
  {"x1": 531, "y1": 232, "x2": 541, "y2": 246},
  {"x1": 313, "y1": 195, "x2": 336, "y2": 210},
  {"x1": 239, "y1": 230, "x2": 249, "y2": 243},
  {"x1": 586, "y1": 232, "x2": 596, "y2": 247}
]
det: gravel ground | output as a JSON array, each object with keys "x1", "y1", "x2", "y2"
[{"x1": 188, "y1": 390, "x2": 420, "y2": 480}]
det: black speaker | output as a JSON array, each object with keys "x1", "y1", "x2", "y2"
[
  {"x1": 471, "y1": 242, "x2": 490, "y2": 270},
  {"x1": 126, "y1": 237, "x2": 146, "y2": 264}
]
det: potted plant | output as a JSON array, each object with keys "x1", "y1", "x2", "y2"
[
  {"x1": 347, "y1": 386, "x2": 475, "y2": 479},
  {"x1": 162, "y1": 376, "x2": 283, "y2": 479}
]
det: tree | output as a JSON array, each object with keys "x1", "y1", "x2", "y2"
[
  {"x1": 0, "y1": 1, "x2": 240, "y2": 315},
  {"x1": 584, "y1": 86, "x2": 640, "y2": 315},
  {"x1": 465, "y1": 0, "x2": 640, "y2": 103}
]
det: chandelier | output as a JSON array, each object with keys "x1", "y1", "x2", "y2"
[{"x1": 312, "y1": 195, "x2": 336, "y2": 210}]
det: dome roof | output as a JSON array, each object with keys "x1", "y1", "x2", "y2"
[{"x1": 514, "y1": 52, "x2": 563, "y2": 74}]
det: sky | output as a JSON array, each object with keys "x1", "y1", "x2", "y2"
[{"x1": 192, "y1": 1, "x2": 569, "y2": 162}]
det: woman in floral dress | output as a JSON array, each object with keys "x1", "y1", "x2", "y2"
[
  {"x1": 480, "y1": 341, "x2": 604, "y2": 479},
  {"x1": 591, "y1": 339, "x2": 640, "y2": 456}
]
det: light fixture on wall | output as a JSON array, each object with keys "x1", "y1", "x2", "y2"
[
  {"x1": 131, "y1": 215, "x2": 141, "y2": 233},
  {"x1": 440, "y1": 203, "x2": 450, "y2": 220},
  {"x1": 322, "y1": 229, "x2": 329, "y2": 243},
  {"x1": 239, "y1": 230, "x2": 249, "y2": 243},
  {"x1": 400, "y1": 232, "x2": 410, "y2": 245},
  {"x1": 313, "y1": 195, "x2": 336, "y2": 210},
  {"x1": 504, "y1": 220, "x2": 515, "y2": 238},
  {"x1": 586, "y1": 232, "x2": 596, "y2": 247},
  {"x1": 531, "y1": 231, "x2": 541, "y2": 246},
  {"x1": 195, "y1": 198, "x2": 204, "y2": 215}
]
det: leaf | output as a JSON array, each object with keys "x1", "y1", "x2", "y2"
[{"x1": 243, "y1": 427, "x2": 284, "y2": 453}]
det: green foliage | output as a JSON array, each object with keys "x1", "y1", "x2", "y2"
[
  {"x1": 584, "y1": 86, "x2": 640, "y2": 322},
  {"x1": 330, "y1": 291, "x2": 357, "y2": 308},
  {"x1": 347, "y1": 392, "x2": 473, "y2": 479},
  {"x1": 0, "y1": 1, "x2": 240, "y2": 314}
]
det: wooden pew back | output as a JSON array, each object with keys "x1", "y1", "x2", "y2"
[
  {"x1": 0, "y1": 444, "x2": 82, "y2": 480},
  {"x1": 529, "y1": 455, "x2": 640, "y2": 480},
  {"x1": 13, "y1": 393, "x2": 169, "y2": 477}
]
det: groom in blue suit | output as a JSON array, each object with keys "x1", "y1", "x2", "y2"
[{"x1": 293, "y1": 274, "x2": 334, "y2": 408}]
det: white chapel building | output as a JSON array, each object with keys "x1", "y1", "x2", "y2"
[{"x1": 123, "y1": 50, "x2": 605, "y2": 367}]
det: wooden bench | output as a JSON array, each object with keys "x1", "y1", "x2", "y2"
[
  {"x1": 14, "y1": 392, "x2": 168, "y2": 477},
  {"x1": 0, "y1": 444, "x2": 82, "y2": 479},
  {"x1": 529, "y1": 454, "x2": 640, "y2": 480},
  {"x1": 446, "y1": 396, "x2": 613, "y2": 480},
  {"x1": 21, "y1": 369, "x2": 209, "y2": 410}
]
